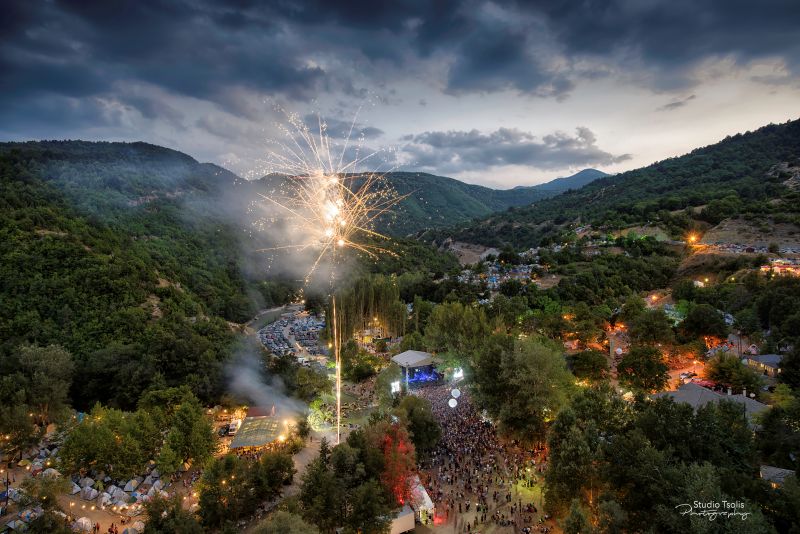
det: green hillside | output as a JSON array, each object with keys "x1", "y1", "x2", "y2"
[
  {"x1": 0, "y1": 141, "x2": 461, "y2": 410},
  {"x1": 258, "y1": 169, "x2": 607, "y2": 236},
  {"x1": 435, "y1": 119, "x2": 800, "y2": 247}
]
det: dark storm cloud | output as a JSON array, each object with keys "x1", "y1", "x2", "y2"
[
  {"x1": 401, "y1": 127, "x2": 630, "y2": 172},
  {"x1": 1, "y1": 0, "x2": 798, "y2": 173}
]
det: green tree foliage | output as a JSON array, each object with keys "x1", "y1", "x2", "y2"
[
  {"x1": 618, "y1": 346, "x2": 669, "y2": 392},
  {"x1": 562, "y1": 499, "x2": 591, "y2": 534},
  {"x1": 143, "y1": 495, "x2": 204, "y2": 534},
  {"x1": 424, "y1": 301, "x2": 491, "y2": 355},
  {"x1": 252, "y1": 451, "x2": 296, "y2": 500},
  {"x1": 255, "y1": 511, "x2": 320, "y2": 534},
  {"x1": 629, "y1": 309, "x2": 674, "y2": 345},
  {"x1": 59, "y1": 404, "x2": 160, "y2": 480},
  {"x1": 331, "y1": 275, "x2": 407, "y2": 340},
  {"x1": 475, "y1": 337, "x2": 574, "y2": 442},
  {"x1": 396, "y1": 395, "x2": 441, "y2": 454},
  {"x1": 299, "y1": 431, "x2": 396, "y2": 534},
  {"x1": 705, "y1": 353, "x2": 763, "y2": 395},
  {"x1": 568, "y1": 350, "x2": 609, "y2": 382},
  {"x1": 59, "y1": 391, "x2": 213, "y2": 480},
  {"x1": 546, "y1": 386, "x2": 780, "y2": 532},
  {"x1": 681, "y1": 303, "x2": 729, "y2": 339}
]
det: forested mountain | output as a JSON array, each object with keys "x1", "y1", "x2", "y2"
[
  {"x1": 0, "y1": 141, "x2": 461, "y2": 410},
  {"x1": 258, "y1": 169, "x2": 607, "y2": 236},
  {"x1": 0, "y1": 143, "x2": 300, "y2": 409},
  {"x1": 431, "y1": 119, "x2": 800, "y2": 248}
]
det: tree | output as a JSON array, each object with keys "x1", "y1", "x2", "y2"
[
  {"x1": 0, "y1": 401, "x2": 43, "y2": 459},
  {"x1": 143, "y1": 495, "x2": 204, "y2": 534},
  {"x1": 681, "y1": 304, "x2": 728, "y2": 339},
  {"x1": 18, "y1": 344, "x2": 75, "y2": 423},
  {"x1": 255, "y1": 511, "x2": 320, "y2": 534},
  {"x1": 399, "y1": 331, "x2": 423, "y2": 352},
  {"x1": 296, "y1": 417, "x2": 311, "y2": 439},
  {"x1": 198, "y1": 455, "x2": 254, "y2": 529},
  {"x1": 346, "y1": 479, "x2": 391, "y2": 534},
  {"x1": 163, "y1": 393, "x2": 215, "y2": 472},
  {"x1": 252, "y1": 451, "x2": 296, "y2": 500},
  {"x1": 562, "y1": 499, "x2": 591, "y2": 534},
  {"x1": 629, "y1": 309, "x2": 674, "y2": 345},
  {"x1": 20, "y1": 475, "x2": 70, "y2": 510},
  {"x1": 380, "y1": 423, "x2": 416, "y2": 505},
  {"x1": 568, "y1": 350, "x2": 609, "y2": 382},
  {"x1": 487, "y1": 337, "x2": 575, "y2": 442},
  {"x1": 705, "y1": 353, "x2": 762, "y2": 395},
  {"x1": 397, "y1": 395, "x2": 441, "y2": 454},
  {"x1": 424, "y1": 301, "x2": 491, "y2": 356},
  {"x1": 618, "y1": 346, "x2": 669, "y2": 392}
]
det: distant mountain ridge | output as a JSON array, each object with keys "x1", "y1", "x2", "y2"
[
  {"x1": 258, "y1": 169, "x2": 608, "y2": 236},
  {"x1": 433, "y1": 119, "x2": 800, "y2": 248},
  {"x1": 0, "y1": 140, "x2": 608, "y2": 239}
]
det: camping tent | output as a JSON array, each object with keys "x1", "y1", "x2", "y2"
[
  {"x1": 41, "y1": 468, "x2": 60, "y2": 478},
  {"x1": 73, "y1": 517, "x2": 92, "y2": 532},
  {"x1": 124, "y1": 479, "x2": 139, "y2": 492},
  {"x1": 70, "y1": 483, "x2": 81, "y2": 495},
  {"x1": 5, "y1": 519, "x2": 29, "y2": 532},
  {"x1": 79, "y1": 477, "x2": 94, "y2": 488},
  {"x1": 80, "y1": 486, "x2": 99, "y2": 501}
]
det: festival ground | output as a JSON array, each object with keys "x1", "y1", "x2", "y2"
[{"x1": 413, "y1": 384, "x2": 561, "y2": 534}]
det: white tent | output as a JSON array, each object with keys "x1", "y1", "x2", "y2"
[
  {"x1": 112, "y1": 486, "x2": 127, "y2": 500},
  {"x1": 99, "y1": 492, "x2": 113, "y2": 506},
  {"x1": 132, "y1": 521, "x2": 146, "y2": 532},
  {"x1": 80, "y1": 486, "x2": 99, "y2": 501},
  {"x1": 71, "y1": 482, "x2": 81, "y2": 495},
  {"x1": 42, "y1": 468, "x2": 61, "y2": 478},
  {"x1": 152, "y1": 479, "x2": 163, "y2": 491},
  {"x1": 79, "y1": 477, "x2": 94, "y2": 488},
  {"x1": 142, "y1": 475, "x2": 153, "y2": 486},
  {"x1": 150, "y1": 469, "x2": 160, "y2": 479},
  {"x1": 123, "y1": 479, "x2": 139, "y2": 492},
  {"x1": 73, "y1": 517, "x2": 93, "y2": 532}
]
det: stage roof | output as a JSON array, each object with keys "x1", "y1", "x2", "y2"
[
  {"x1": 392, "y1": 350, "x2": 433, "y2": 368},
  {"x1": 229, "y1": 416, "x2": 282, "y2": 449}
]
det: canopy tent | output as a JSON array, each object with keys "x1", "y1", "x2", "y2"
[
  {"x1": 391, "y1": 350, "x2": 433, "y2": 369},
  {"x1": 229, "y1": 416, "x2": 283, "y2": 449}
]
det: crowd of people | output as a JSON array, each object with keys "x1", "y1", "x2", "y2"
[{"x1": 415, "y1": 385, "x2": 553, "y2": 533}]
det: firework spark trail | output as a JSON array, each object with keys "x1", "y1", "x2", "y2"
[{"x1": 255, "y1": 108, "x2": 405, "y2": 443}]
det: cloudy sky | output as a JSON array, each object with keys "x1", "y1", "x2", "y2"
[{"x1": 2, "y1": 0, "x2": 799, "y2": 188}]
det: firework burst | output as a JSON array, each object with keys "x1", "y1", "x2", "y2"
[{"x1": 255, "y1": 110, "x2": 404, "y2": 443}]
